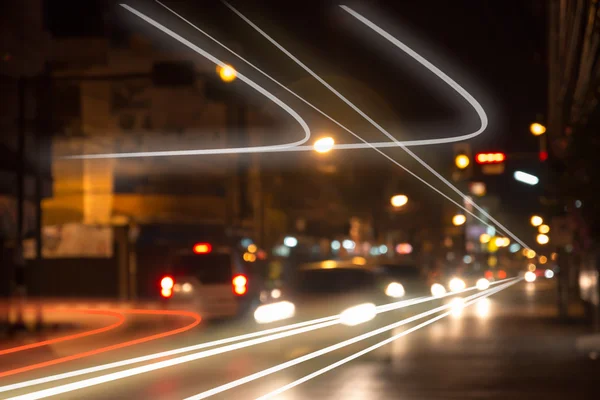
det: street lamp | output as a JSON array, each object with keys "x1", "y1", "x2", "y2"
[
  {"x1": 390, "y1": 194, "x2": 408, "y2": 208},
  {"x1": 538, "y1": 224, "x2": 550, "y2": 234},
  {"x1": 530, "y1": 122, "x2": 546, "y2": 136},
  {"x1": 530, "y1": 215, "x2": 543, "y2": 227},
  {"x1": 536, "y1": 234, "x2": 549, "y2": 245},
  {"x1": 452, "y1": 214, "x2": 466, "y2": 226},
  {"x1": 455, "y1": 154, "x2": 470, "y2": 169},
  {"x1": 217, "y1": 64, "x2": 237, "y2": 82},
  {"x1": 313, "y1": 137, "x2": 335, "y2": 153}
]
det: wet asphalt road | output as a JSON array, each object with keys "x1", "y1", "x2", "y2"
[{"x1": 2, "y1": 279, "x2": 600, "y2": 399}]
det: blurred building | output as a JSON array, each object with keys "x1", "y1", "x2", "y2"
[{"x1": 0, "y1": 0, "x2": 53, "y2": 301}]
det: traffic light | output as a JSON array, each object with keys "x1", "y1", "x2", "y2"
[{"x1": 475, "y1": 152, "x2": 506, "y2": 164}]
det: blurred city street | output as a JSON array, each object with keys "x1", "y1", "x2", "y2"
[{"x1": 1, "y1": 279, "x2": 599, "y2": 399}]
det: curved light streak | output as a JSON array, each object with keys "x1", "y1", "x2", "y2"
[
  {"x1": 63, "y1": 4, "x2": 310, "y2": 160},
  {"x1": 156, "y1": 0, "x2": 486, "y2": 147},
  {"x1": 225, "y1": 1, "x2": 530, "y2": 249}
]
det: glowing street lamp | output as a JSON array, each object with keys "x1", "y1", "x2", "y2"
[
  {"x1": 536, "y1": 234, "x2": 549, "y2": 245},
  {"x1": 455, "y1": 154, "x2": 470, "y2": 169},
  {"x1": 530, "y1": 215, "x2": 543, "y2": 227},
  {"x1": 313, "y1": 137, "x2": 335, "y2": 153},
  {"x1": 538, "y1": 224, "x2": 550, "y2": 234},
  {"x1": 479, "y1": 233, "x2": 491, "y2": 244},
  {"x1": 390, "y1": 194, "x2": 408, "y2": 208},
  {"x1": 530, "y1": 122, "x2": 546, "y2": 136},
  {"x1": 217, "y1": 64, "x2": 237, "y2": 82},
  {"x1": 452, "y1": 214, "x2": 466, "y2": 226}
]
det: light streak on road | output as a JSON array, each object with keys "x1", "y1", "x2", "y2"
[
  {"x1": 0, "y1": 309, "x2": 125, "y2": 357},
  {"x1": 0, "y1": 279, "x2": 513, "y2": 396},
  {"x1": 184, "y1": 280, "x2": 520, "y2": 399},
  {"x1": 63, "y1": 4, "x2": 311, "y2": 161},
  {"x1": 0, "y1": 309, "x2": 200, "y2": 379},
  {"x1": 254, "y1": 282, "x2": 519, "y2": 400},
  {"x1": 223, "y1": 2, "x2": 532, "y2": 250}
]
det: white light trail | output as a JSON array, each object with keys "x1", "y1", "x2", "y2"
[
  {"x1": 254, "y1": 282, "x2": 519, "y2": 400},
  {"x1": 225, "y1": 1, "x2": 531, "y2": 250},
  {"x1": 154, "y1": 0, "x2": 488, "y2": 148},
  {"x1": 62, "y1": 4, "x2": 311, "y2": 161},
  {"x1": 1, "y1": 279, "x2": 512, "y2": 396},
  {"x1": 339, "y1": 5, "x2": 532, "y2": 250},
  {"x1": 184, "y1": 279, "x2": 520, "y2": 400}
]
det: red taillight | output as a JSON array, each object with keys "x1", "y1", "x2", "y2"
[
  {"x1": 232, "y1": 274, "x2": 247, "y2": 296},
  {"x1": 193, "y1": 243, "x2": 212, "y2": 254},
  {"x1": 497, "y1": 270, "x2": 507, "y2": 279},
  {"x1": 161, "y1": 276, "x2": 174, "y2": 298},
  {"x1": 484, "y1": 271, "x2": 493, "y2": 280}
]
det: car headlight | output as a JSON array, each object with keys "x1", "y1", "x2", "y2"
[
  {"x1": 340, "y1": 303, "x2": 377, "y2": 326},
  {"x1": 476, "y1": 278, "x2": 490, "y2": 291},
  {"x1": 431, "y1": 283, "x2": 446, "y2": 298},
  {"x1": 524, "y1": 271, "x2": 536, "y2": 282},
  {"x1": 448, "y1": 278, "x2": 466, "y2": 292},
  {"x1": 254, "y1": 301, "x2": 295, "y2": 324},
  {"x1": 385, "y1": 282, "x2": 405, "y2": 298},
  {"x1": 271, "y1": 288, "x2": 282, "y2": 299}
]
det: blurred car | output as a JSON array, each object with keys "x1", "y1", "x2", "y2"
[
  {"x1": 253, "y1": 258, "x2": 387, "y2": 326},
  {"x1": 371, "y1": 259, "x2": 430, "y2": 299},
  {"x1": 159, "y1": 240, "x2": 267, "y2": 319}
]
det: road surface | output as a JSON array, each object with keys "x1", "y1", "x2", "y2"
[{"x1": 1, "y1": 279, "x2": 599, "y2": 399}]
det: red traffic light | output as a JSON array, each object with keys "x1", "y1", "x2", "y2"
[{"x1": 475, "y1": 152, "x2": 506, "y2": 164}]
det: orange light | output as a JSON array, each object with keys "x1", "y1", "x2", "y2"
[
  {"x1": 193, "y1": 243, "x2": 212, "y2": 254},
  {"x1": 232, "y1": 274, "x2": 248, "y2": 296},
  {"x1": 233, "y1": 285, "x2": 247, "y2": 295},
  {"x1": 484, "y1": 270, "x2": 494, "y2": 280},
  {"x1": 497, "y1": 270, "x2": 507, "y2": 279},
  {"x1": 161, "y1": 288, "x2": 173, "y2": 298},
  {"x1": 160, "y1": 276, "x2": 174, "y2": 290},
  {"x1": 475, "y1": 152, "x2": 506, "y2": 164}
]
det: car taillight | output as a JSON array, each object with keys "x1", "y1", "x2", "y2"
[
  {"x1": 497, "y1": 270, "x2": 507, "y2": 279},
  {"x1": 232, "y1": 274, "x2": 247, "y2": 296},
  {"x1": 484, "y1": 271, "x2": 493, "y2": 280},
  {"x1": 161, "y1": 276, "x2": 174, "y2": 298}
]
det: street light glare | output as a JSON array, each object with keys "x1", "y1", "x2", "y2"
[
  {"x1": 536, "y1": 234, "x2": 549, "y2": 245},
  {"x1": 530, "y1": 122, "x2": 546, "y2": 136},
  {"x1": 217, "y1": 64, "x2": 237, "y2": 82},
  {"x1": 455, "y1": 154, "x2": 470, "y2": 169},
  {"x1": 313, "y1": 137, "x2": 335, "y2": 153},
  {"x1": 452, "y1": 214, "x2": 466, "y2": 226},
  {"x1": 390, "y1": 194, "x2": 408, "y2": 208},
  {"x1": 530, "y1": 215, "x2": 543, "y2": 227},
  {"x1": 538, "y1": 224, "x2": 550, "y2": 234}
]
